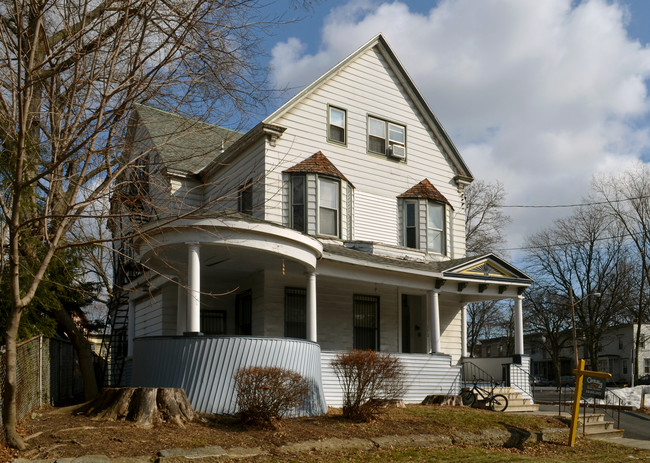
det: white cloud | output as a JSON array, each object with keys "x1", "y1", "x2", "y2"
[{"x1": 270, "y1": 0, "x2": 650, "y2": 257}]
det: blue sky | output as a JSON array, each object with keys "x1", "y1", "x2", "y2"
[{"x1": 258, "y1": 0, "x2": 650, "y2": 259}]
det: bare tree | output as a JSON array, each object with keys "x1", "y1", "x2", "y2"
[
  {"x1": 465, "y1": 179, "x2": 511, "y2": 256},
  {"x1": 524, "y1": 205, "x2": 632, "y2": 370},
  {"x1": 463, "y1": 180, "x2": 511, "y2": 356},
  {"x1": 0, "y1": 0, "x2": 291, "y2": 449},
  {"x1": 593, "y1": 164, "x2": 650, "y2": 381},
  {"x1": 524, "y1": 286, "x2": 572, "y2": 386}
]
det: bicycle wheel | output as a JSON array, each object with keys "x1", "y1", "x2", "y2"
[
  {"x1": 489, "y1": 394, "x2": 508, "y2": 412},
  {"x1": 460, "y1": 389, "x2": 476, "y2": 407}
]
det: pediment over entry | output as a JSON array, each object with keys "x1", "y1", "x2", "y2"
[{"x1": 441, "y1": 254, "x2": 532, "y2": 284}]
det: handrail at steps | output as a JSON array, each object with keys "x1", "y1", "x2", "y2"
[
  {"x1": 462, "y1": 361, "x2": 502, "y2": 387},
  {"x1": 508, "y1": 362, "x2": 536, "y2": 401}
]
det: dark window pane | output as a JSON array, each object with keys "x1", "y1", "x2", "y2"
[
  {"x1": 285, "y1": 287, "x2": 306, "y2": 339},
  {"x1": 235, "y1": 291, "x2": 252, "y2": 335},
  {"x1": 239, "y1": 182, "x2": 253, "y2": 215},
  {"x1": 329, "y1": 125, "x2": 345, "y2": 143},
  {"x1": 291, "y1": 176, "x2": 306, "y2": 232},
  {"x1": 369, "y1": 135, "x2": 385, "y2": 154}
]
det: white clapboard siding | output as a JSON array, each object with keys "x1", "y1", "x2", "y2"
[
  {"x1": 353, "y1": 190, "x2": 398, "y2": 245},
  {"x1": 203, "y1": 139, "x2": 266, "y2": 214},
  {"x1": 321, "y1": 352, "x2": 462, "y2": 408},
  {"x1": 266, "y1": 45, "x2": 466, "y2": 258},
  {"x1": 134, "y1": 291, "x2": 163, "y2": 337}
]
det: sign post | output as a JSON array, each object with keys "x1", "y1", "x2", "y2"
[{"x1": 568, "y1": 359, "x2": 612, "y2": 447}]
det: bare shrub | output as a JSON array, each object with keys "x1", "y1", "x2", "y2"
[
  {"x1": 234, "y1": 366, "x2": 309, "y2": 426},
  {"x1": 331, "y1": 350, "x2": 406, "y2": 421}
]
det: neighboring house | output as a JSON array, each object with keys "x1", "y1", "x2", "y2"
[
  {"x1": 597, "y1": 324, "x2": 650, "y2": 384},
  {"x1": 503, "y1": 324, "x2": 650, "y2": 385},
  {"x1": 109, "y1": 34, "x2": 533, "y2": 415}
]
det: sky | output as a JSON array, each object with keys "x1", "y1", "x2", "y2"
[{"x1": 258, "y1": 0, "x2": 650, "y2": 262}]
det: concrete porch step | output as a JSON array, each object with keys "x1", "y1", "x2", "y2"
[{"x1": 504, "y1": 404, "x2": 540, "y2": 413}]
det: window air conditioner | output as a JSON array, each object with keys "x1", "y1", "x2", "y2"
[{"x1": 388, "y1": 144, "x2": 406, "y2": 159}]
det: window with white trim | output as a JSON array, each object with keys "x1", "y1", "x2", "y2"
[
  {"x1": 368, "y1": 116, "x2": 405, "y2": 157},
  {"x1": 427, "y1": 202, "x2": 445, "y2": 254},
  {"x1": 328, "y1": 106, "x2": 346, "y2": 144},
  {"x1": 318, "y1": 177, "x2": 340, "y2": 237}
]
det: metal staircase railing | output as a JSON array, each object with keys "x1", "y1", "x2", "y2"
[
  {"x1": 99, "y1": 293, "x2": 129, "y2": 387},
  {"x1": 462, "y1": 361, "x2": 503, "y2": 387}
]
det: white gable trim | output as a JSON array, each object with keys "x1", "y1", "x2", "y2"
[{"x1": 264, "y1": 34, "x2": 473, "y2": 180}]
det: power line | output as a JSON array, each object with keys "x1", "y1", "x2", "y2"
[{"x1": 496, "y1": 195, "x2": 650, "y2": 209}]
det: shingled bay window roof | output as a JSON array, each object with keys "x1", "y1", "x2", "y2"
[
  {"x1": 397, "y1": 178, "x2": 452, "y2": 208},
  {"x1": 283, "y1": 151, "x2": 354, "y2": 187}
]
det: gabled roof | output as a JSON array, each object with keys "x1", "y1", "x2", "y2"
[
  {"x1": 283, "y1": 151, "x2": 354, "y2": 186},
  {"x1": 264, "y1": 34, "x2": 473, "y2": 180},
  {"x1": 398, "y1": 178, "x2": 452, "y2": 208},
  {"x1": 440, "y1": 254, "x2": 533, "y2": 283},
  {"x1": 132, "y1": 104, "x2": 243, "y2": 175}
]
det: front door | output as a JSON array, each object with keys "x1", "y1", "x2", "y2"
[{"x1": 401, "y1": 294, "x2": 426, "y2": 353}]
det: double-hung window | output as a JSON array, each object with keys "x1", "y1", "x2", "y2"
[
  {"x1": 328, "y1": 106, "x2": 346, "y2": 144},
  {"x1": 368, "y1": 116, "x2": 405, "y2": 156},
  {"x1": 318, "y1": 177, "x2": 340, "y2": 236},
  {"x1": 427, "y1": 202, "x2": 445, "y2": 254},
  {"x1": 290, "y1": 175, "x2": 306, "y2": 232}
]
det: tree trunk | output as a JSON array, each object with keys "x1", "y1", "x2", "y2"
[
  {"x1": 2, "y1": 309, "x2": 26, "y2": 450},
  {"x1": 51, "y1": 308, "x2": 99, "y2": 400},
  {"x1": 77, "y1": 387, "x2": 195, "y2": 428}
]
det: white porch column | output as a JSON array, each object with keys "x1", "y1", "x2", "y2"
[
  {"x1": 514, "y1": 295, "x2": 524, "y2": 355},
  {"x1": 187, "y1": 242, "x2": 201, "y2": 334},
  {"x1": 176, "y1": 279, "x2": 187, "y2": 336},
  {"x1": 127, "y1": 299, "x2": 135, "y2": 358},
  {"x1": 428, "y1": 290, "x2": 441, "y2": 354},
  {"x1": 306, "y1": 271, "x2": 317, "y2": 342},
  {"x1": 461, "y1": 303, "x2": 468, "y2": 358}
]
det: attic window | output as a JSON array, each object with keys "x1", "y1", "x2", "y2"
[
  {"x1": 328, "y1": 106, "x2": 346, "y2": 144},
  {"x1": 368, "y1": 116, "x2": 405, "y2": 158}
]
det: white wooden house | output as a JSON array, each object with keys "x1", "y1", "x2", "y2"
[{"x1": 110, "y1": 34, "x2": 533, "y2": 415}]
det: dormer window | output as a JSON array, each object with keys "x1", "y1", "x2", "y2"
[
  {"x1": 328, "y1": 106, "x2": 346, "y2": 144},
  {"x1": 368, "y1": 116, "x2": 405, "y2": 159},
  {"x1": 284, "y1": 151, "x2": 354, "y2": 239},
  {"x1": 318, "y1": 177, "x2": 340, "y2": 237},
  {"x1": 398, "y1": 179, "x2": 452, "y2": 256}
]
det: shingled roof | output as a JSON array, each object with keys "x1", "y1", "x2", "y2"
[
  {"x1": 398, "y1": 179, "x2": 452, "y2": 207},
  {"x1": 283, "y1": 151, "x2": 354, "y2": 186},
  {"x1": 133, "y1": 104, "x2": 243, "y2": 175}
]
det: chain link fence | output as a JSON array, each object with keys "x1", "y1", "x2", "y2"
[{"x1": 0, "y1": 336, "x2": 84, "y2": 445}]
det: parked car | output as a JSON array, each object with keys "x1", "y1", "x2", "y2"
[
  {"x1": 560, "y1": 376, "x2": 576, "y2": 387},
  {"x1": 637, "y1": 375, "x2": 650, "y2": 385},
  {"x1": 533, "y1": 376, "x2": 550, "y2": 387}
]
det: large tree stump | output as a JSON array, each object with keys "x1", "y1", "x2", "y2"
[{"x1": 76, "y1": 387, "x2": 195, "y2": 428}]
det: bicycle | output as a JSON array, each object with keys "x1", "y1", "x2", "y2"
[{"x1": 460, "y1": 378, "x2": 509, "y2": 412}]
